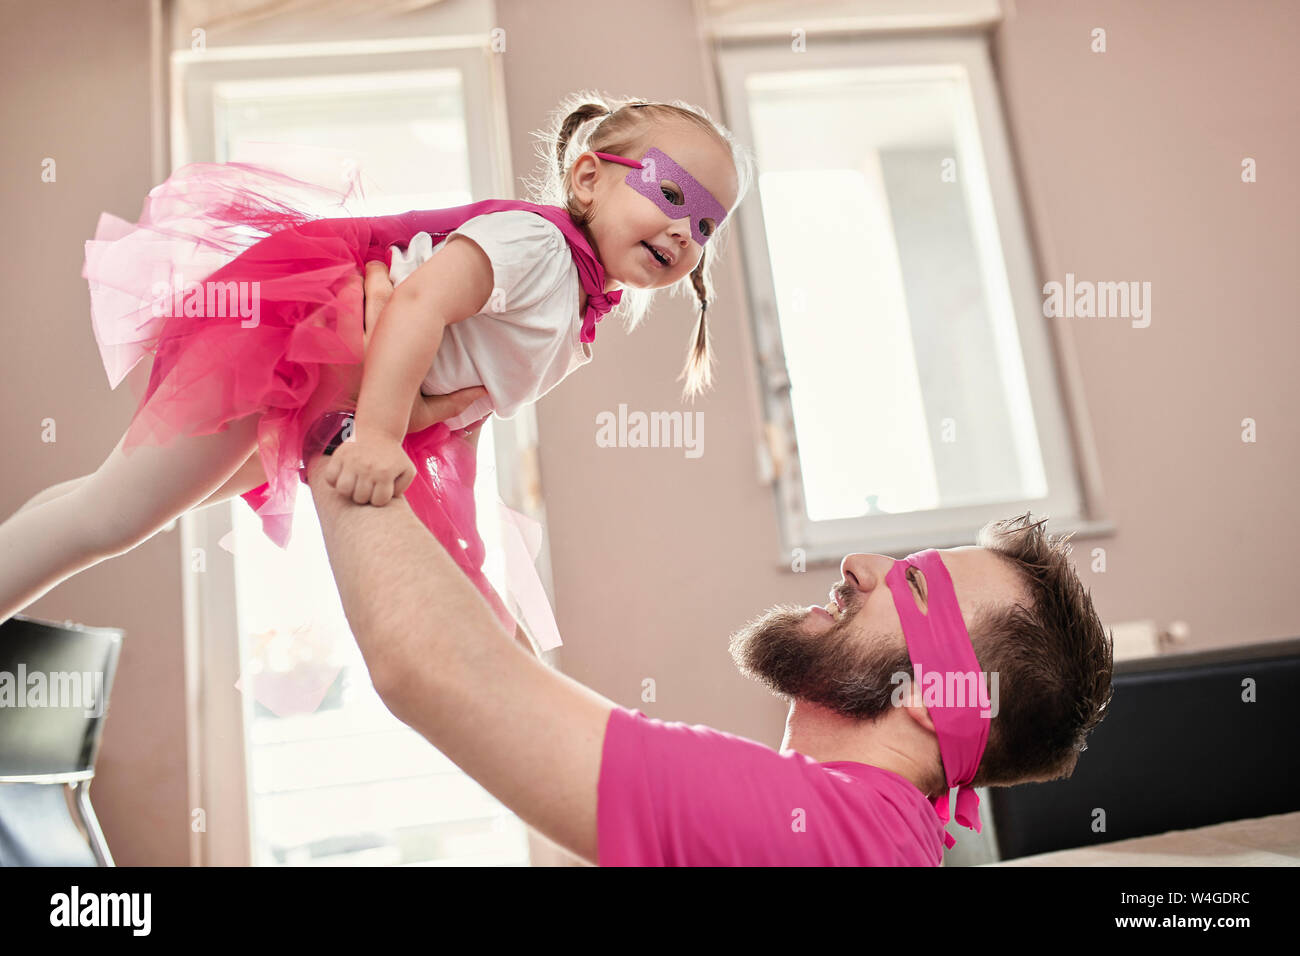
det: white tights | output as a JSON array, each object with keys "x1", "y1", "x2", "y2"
[{"x1": 0, "y1": 413, "x2": 265, "y2": 624}]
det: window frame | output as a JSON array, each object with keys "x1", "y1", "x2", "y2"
[
  {"x1": 171, "y1": 35, "x2": 546, "y2": 866},
  {"x1": 716, "y1": 32, "x2": 1112, "y2": 564}
]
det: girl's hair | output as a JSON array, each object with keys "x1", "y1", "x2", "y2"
[{"x1": 523, "y1": 91, "x2": 755, "y2": 400}]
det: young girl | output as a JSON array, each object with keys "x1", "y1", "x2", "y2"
[{"x1": 0, "y1": 94, "x2": 751, "y2": 638}]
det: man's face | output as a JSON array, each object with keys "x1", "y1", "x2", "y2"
[{"x1": 727, "y1": 547, "x2": 1028, "y2": 720}]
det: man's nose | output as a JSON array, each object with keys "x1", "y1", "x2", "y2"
[{"x1": 839, "y1": 553, "x2": 891, "y2": 592}]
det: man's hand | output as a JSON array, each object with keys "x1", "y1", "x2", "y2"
[{"x1": 407, "y1": 387, "x2": 487, "y2": 434}]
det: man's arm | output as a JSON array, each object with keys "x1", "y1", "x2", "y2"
[{"x1": 304, "y1": 436, "x2": 616, "y2": 864}]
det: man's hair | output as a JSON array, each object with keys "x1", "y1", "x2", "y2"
[{"x1": 966, "y1": 512, "x2": 1114, "y2": 789}]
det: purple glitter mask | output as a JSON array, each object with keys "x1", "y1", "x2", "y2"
[{"x1": 593, "y1": 147, "x2": 727, "y2": 246}]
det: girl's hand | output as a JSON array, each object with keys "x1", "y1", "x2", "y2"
[{"x1": 322, "y1": 432, "x2": 416, "y2": 507}]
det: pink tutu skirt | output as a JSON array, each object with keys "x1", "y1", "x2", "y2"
[{"x1": 81, "y1": 149, "x2": 518, "y2": 636}]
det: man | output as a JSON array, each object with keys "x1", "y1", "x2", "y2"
[{"x1": 299, "y1": 404, "x2": 1113, "y2": 866}]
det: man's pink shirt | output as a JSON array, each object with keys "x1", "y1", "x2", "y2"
[{"x1": 597, "y1": 706, "x2": 950, "y2": 866}]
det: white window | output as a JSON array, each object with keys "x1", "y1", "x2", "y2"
[
  {"x1": 718, "y1": 34, "x2": 1101, "y2": 560},
  {"x1": 176, "y1": 38, "x2": 540, "y2": 866}
]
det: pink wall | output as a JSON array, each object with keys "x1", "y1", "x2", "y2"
[
  {"x1": 508, "y1": 0, "x2": 1300, "y2": 753},
  {"x1": 0, "y1": 0, "x2": 191, "y2": 865},
  {"x1": 496, "y1": 0, "x2": 793, "y2": 744},
  {"x1": 992, "y1": 0, "x2": 1298, "y2": 646}
]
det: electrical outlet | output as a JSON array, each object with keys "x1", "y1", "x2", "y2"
[{"x1": 1108, "y1": 619, "x2": 1160, "y2": 661}]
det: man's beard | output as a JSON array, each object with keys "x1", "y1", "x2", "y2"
[{"x1": 728, "y1": 604, "x2": 914, "y2": 721}]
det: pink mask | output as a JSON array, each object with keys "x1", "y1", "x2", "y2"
[
  {"x1": 593, "y1": 147, "x2": 727, "y2": 246},
  {"x1": 884, "y1": 549, "x2": 992, "y2": 850}
]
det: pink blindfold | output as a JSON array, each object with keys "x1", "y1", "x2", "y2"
[{"x1": 885, "y1": 549, "x2": 993, "y2": 849}]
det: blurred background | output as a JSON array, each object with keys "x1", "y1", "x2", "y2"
[{"x1": 1, "y1": 0, "x2": 1296, "y2": 866}]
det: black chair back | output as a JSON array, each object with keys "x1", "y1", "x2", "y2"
[
  {"x1": 990, "y1": 637, "x2": 1300, "y2": 860},
  {"x1": 0, "y1": 614, "x2": 123, "y2": 866}
]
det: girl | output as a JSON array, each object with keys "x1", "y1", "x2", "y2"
[{"x1": 0, "y1": 93, "x2": 752, "y2": 637}]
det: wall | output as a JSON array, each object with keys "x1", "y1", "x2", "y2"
[
  {"x1": 506, "y1": 0, "x2": 1300, "y2": 760},
  {"x1": 495, "y1": 0, "x2": 792, "y2": 745},
  {"x1": 992, "y1": 0, "x2": 1298, "y2": 646},
  {"x1": 0, "y1": 0, "x2": 190, "y2": 865}
]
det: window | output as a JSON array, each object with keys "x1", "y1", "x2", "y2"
[
  {"x1": 176, "y1": 40, "x2": 535, "y2": 866},
  {"x1": 718, "y1": 35, "x2": 1091, "y2": 560}
]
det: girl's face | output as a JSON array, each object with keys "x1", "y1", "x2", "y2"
[{"x1": 571, "y1": 124, "x2": 739, "y2": 291}]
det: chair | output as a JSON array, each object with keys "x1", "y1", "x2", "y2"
[
  {"x1": 0, "y1": 613, "x2": 123, "y2": 866},
  {"x1": 988, "y1": 636, "x2": 1300, "y2": 860}
]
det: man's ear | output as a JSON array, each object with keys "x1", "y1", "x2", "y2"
[{"x1": 900, "y1": 680, "x2": 937, "y2": 735}]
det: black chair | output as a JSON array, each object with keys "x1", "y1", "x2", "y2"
[
  {"x1": 989, "y1": 636, "x2": 1300, "y2": 860},
  {"x1": 0, "y1": 614, "x2": 123, "y2": 866}
]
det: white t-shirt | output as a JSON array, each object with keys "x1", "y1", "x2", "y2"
[{"x1": 387, "y1": 209, "x2": 593, "y2": 432}]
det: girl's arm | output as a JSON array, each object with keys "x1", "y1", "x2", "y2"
[
  {"x1": 363, "y1": 262, "x2": 482, "y2": 434},
  {"x1": 354, "y1": 235, "x2": 494, "y2": 443},
  {"x1": 327, "y1": 237, "x2": 495, "y2": 506}
]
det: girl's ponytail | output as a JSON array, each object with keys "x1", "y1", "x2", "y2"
[
  {"x1": 555, "y1": 102, "x2": 613, "y2": 227},
  {"x1": 679, "y1": 248, "x2": 713, "y2": 400}
]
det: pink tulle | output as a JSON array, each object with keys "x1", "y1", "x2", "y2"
[{"x1": 81, "y1": 155, "x2": 517, "y2": 637}]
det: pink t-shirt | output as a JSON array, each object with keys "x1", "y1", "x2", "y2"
[{"x1": 597, "y1": 706, "x2": 948, "y2": 866}]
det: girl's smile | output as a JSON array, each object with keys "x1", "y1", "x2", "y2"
[{"x1": 641, "y1": 239, "x2": 672, "y2": 269}]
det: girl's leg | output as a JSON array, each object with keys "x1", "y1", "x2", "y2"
[
  {"x1": 12, "y1": 475, "x2": 93, "y2": 516},
  {"x1": 193, "y1": 449, "x2": 269, "y2": 511},
  {"x1": 7, "y1": 443, "x2": 269, "y2": 523},
  {"x1": 0, "y1": 413, "x2": 262, "y2": 623}
]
